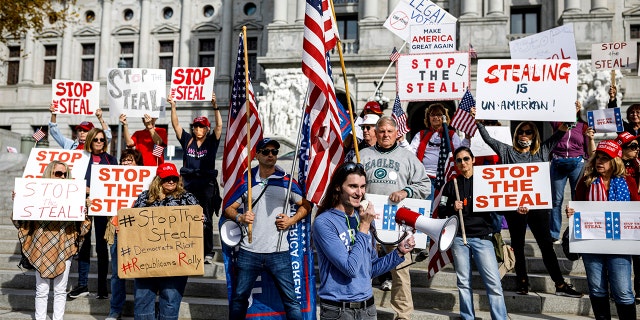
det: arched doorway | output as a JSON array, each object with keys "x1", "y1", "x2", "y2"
[{"x1": 405, "y1": 100, "x2": 456, "y2": 142}]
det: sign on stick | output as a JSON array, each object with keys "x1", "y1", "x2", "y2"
[
  {"x1": 591, "y1": 42, "x2": 637, "y2": 70},
  {"x1": 396, "y1": 52, "x2": 470, "y2": 101},
  {"x1": 170, "y1": 67, "x2": 215, "y2": 101},
  {"x1": 13, "y1": 178, "x2": 87, "y2": 221},
  {"x1": 51, "y1": 80, "x2": 100, "y2": 115},
  {"x1": 89, "y1": 165, "x2": 154, "y2": 216},
  {"x1": 107, "y1": 68, "x2": 166, "y2": 119},
  {"x1": 509, "y1": 24, "x2": 577, "y2": 60},
  {"x1": 409, "y1": 23, "x2": 456, "y2": 53},
  {"x1": 384, "y1": 0, "x2": 457, "y2": 41},
  {"x1": 23, "y1": 148, "x2": 90, "y2": 179}
]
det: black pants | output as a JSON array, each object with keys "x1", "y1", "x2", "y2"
[
  {"x1": 634, "y1": 255, "x2": 640, "y2": 296},
  {"x1": 186, "y1": 180, "x2": 220, "y2": 256},
  {"x1": 78, "y1": 216, "x2": 109, "y2": 296}
]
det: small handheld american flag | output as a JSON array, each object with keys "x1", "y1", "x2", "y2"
[
  {"x1": 152, "y1": 144, "x2": 165, "y2": 158},
  {"x1": 389, "y1": 47, "x2": 400, "y2": 62},
  {"x1": 32, "y1": 128, "x2": 46, "y2": 142},
  {"x1": 450, "y1": 89, "x2": 478, "y2": 137},
  {"x1": 469, "y1": 43, "x2": 477, "y2": 59},
  {"x1": 391, "y1": 95, "x2": 410, "y2": 137}
]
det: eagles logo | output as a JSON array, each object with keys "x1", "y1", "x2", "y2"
[{"x1": 374, "y1": 168, "x2": 387, "y2": 180}]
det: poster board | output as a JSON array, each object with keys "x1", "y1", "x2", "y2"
[
  {"x1": 384, "y1": 0, "x2": 457, "y2": 41},
  {"x1": 396, "y1": 52, "x2": 470, "y2": 101},
  {"x1": 591, "y1": 42, "x2": 637, "y2": 70},
  {"x1": 169, "y1": 67, "x2": 215, "y2": 101},
  {"x1": 509, "y1": 24, "x2": 577, "y2": 60},
  {"x1": 23, "y1": 148, "x2": 90, "y2": 179},
  {"x1": 471, "y1": 126, "x2": 512, "y2": 157},
  {"x1": 408, "y1": 23, "x2": 456, "y2": 53},
  {"x1": 587, "y1": 108, "x2": 624, "y2": 133},
  {"x1": 13, "y1": 178, "x2": 87, "y2": 221},
  {"x1": 366, "y1": 193, "x2": 431, "y2": 249},
  {"x1": 107, "y1": 68, "x2": 166, "y2": 119},
  {"x1": 89, "y1": 165, "x2": 154, "y2": 216},
  {"x1": 117, "y1": 205, "x2": 204, "y2": 278},
  {"x1": 51, "y1": 80, "x2": 100, "y2": 115}
]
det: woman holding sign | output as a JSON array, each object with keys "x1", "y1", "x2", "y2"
[{"x1": 566, "y1": 140, "x2": 639, "y2": 319}]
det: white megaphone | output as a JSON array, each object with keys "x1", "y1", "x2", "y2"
[
  {"x1": 220, "y1": 220, "x2": 243, "y2": 247},
  {"x1": 395, "y1": 207, "x2": 458, "y2": 251}
]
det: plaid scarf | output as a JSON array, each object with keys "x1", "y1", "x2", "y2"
[{"x1": 588, "y1": 176, "x2": 630, "y2": 201}]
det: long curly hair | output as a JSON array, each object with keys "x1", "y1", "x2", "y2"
[
  {"x1": 582, "y1": 151, "x2": 627, "y2": 186},
  {"x1": 423, "y1": 103, "x2": 451, "y2": 130},
  {"x1": 145, "y1": 175, "x2": 187, "y2": 204}
]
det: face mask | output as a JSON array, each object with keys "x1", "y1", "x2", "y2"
[{"x1": 517, "y1": 140, "x2": 532, "y2": 148}]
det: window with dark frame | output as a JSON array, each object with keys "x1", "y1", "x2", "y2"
[
  {"x1": 120, "y1": 42, "x2": 134, "y2": 68},
  {"x1": 81, "y1": 43, "x2": 96, "y2": 81},
  {"x1": 246, "y1": 37, "x2": 258, "y2": 78},
  {"x1": 7, "y1": 46, "x2": 20, "y2": 85},
  {"x1": 336, "y1": 14, "x2": 358, "y2": 40},
  {"x1": 510, "y1": 7, "x2": 540, "y2": 35},
  {"x1": 198, "y1": 39, "x2": 215, "y2": 67},
  {"x1": 159, "y1": 40, "x2": 174, "y2": 81},
  {"x1": 43, "y1": 44, "x2": 57, "y2": 84}
]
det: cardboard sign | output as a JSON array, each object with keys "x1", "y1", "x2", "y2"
[
  {"x1": 51, "y1": 80, "x2": 100, "y2": 115},
  {"x1": 366, "y1": 193, "x2": 431, "y2": 249},
  {"x1": 117, "y1": 205, "x2": 204, "y2": 278},
  {"x1": 509, "y1": 24, "x2": 577, "y2": 60},
  {"x1": 23, "y1": 148, "x2": 90, "y2": 179},
  {"x1": 409, "y1": 23, "x2": 456, "y2": 53},
  {"x1": 107, "y1": 68, "x2": 166, "y2": 119},
  {"x1": 471, "y1": 126, "x2": 512, "y2": 157},
  {"x1": 587, "y1": 107, "x2": 624, "y2": 133},
  {"x1": 475, "y1": 59, "x2": 578, "y2": 122},
  {"x1": 569, "y1": 201, "x2": 640, "y2": 255},
  {"x1": 591, "y1": 42, "x2": 637, "y2": 70},
  {"x1": 384, "y1": 0, "x2": 457, "y2": 41},
  {"x1": 13, "y1": 178, "x2": 87, "y2": 221},
  {"x1": 170, "y1": 67, "x2": 215, "y2": 101},
  {"x1": 89, "y1": 165, "x2": 155, "y2": 216},
  {"x1": 396, "y1": 52, "x2": 470, "y2": 101},
  {"x1": 473, "y1": 163, "x2": 551, "y2": 212}
]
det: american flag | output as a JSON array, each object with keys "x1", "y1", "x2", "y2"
[
  {"x1": 152, "y1": 144, "x2": 164, "y2": 158},
  {"x1": 32, "y1": 128, "x2": 46, "y2": 142},
  {"x1": 391, "y1": 95, "x2": 410, "y2": 137},
  {"x1": 389, "y1": 46, "x2": 400, "y2": 62},
  {"x1": 451, "y1": 88, "x2": 478, "y2": 137},
  {"x1": 301, "y1": 0, "x2": 343, "y2": 204},
  {"x1": 469, "y1": 43, "x2": 477, "y2": 59},
  {"x1": 222, "y1": 33, "x2": 263, "y2": 208}
]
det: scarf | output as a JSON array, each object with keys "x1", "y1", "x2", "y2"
[
  {"x1": 434, "y1": 134, "x2": 449, "y2": 190},
  {"x1": 588, "y1": 176, "x2": 630, "y2": 201}
]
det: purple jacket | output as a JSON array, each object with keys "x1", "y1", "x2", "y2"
[{"x1": 550, "y1": 121, "x2": 589, "y2": 159}]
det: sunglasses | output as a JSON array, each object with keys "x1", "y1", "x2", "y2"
[
  {"x1": 429, "y1": 113, "x2": 444, "y2": 118},
  {"x1": 93, "y1": 138, "x2": 106, "y2": 143},
  {"x1": 339, "y1": 162, "x2": 365, "y2": 175},
  {"x1": 456, "y1": 156, "x2": 471, "y2": 163},
  {"x1": 624, "y1": 144, "x2": 639, "y2": 151},
  {"x1": 53, "y1": 171, "x2": 67, "y2": 178},
  {"x1": 259, "y1": 149, "x2": 279, "y2": 156},
  {"x1": 516, "y1": 129, "x2": 534, "y2": 135},
  {"x1": 161, "y1": 176, "x2": 179, "y2": 184},
  {"x1": 121, "y1": 158, "x2": 134, "y2": 164},
  {"x1": 362, "y1": 126, "x2": 373, "y2": 131},
  {"x1": 193, "y1": 123, "x2": 207, "y2": 128}
]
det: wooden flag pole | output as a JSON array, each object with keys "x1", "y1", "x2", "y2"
[
  {"x1": 452, "y1": 178, "x2": 467, "y2": 245},
  {"x1": 242, "y1": 26, "x2": 253, "y2": 243}
]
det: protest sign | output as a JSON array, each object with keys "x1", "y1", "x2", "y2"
[
  {"x1": 591, "y1": 42, "x2": 637, "y2": 70},
  {"x1": 366, "y1": 193, "x2": 431, "y2": 249},
  {"x1": 107, "y1": 68, "x2": 166, "y2": 119},
  {"x1": 51, "y1": 80, "x2": 100, "y2": 115},
  {"x1": 471, "y1": 126, "x2": 512, "y2": 157},
  {"x1": 23, "y1": 148, "x2": 90, "y2": 179},
  {"x1": 117, "y1": 205, "x2": 204, "y2": 278},
  {"x1": 587, "y1": 107, "x2": 624, "y2": 133},
  {"x1": 89, "y1": 165, "x2": 154, "y2": 216},
  {"x1": 13, "y1": 178, "x2": 87, "y2": 221},
  {"x1": 384, "y1": 0, "x2": 457, "y2": 41},
  {"x1": 409, "y1": 23, "x2": 456, "y2": 53},
  {"x1": 569, "y1": 201, "x2": 640, "y2": 255},
  {"x1": 396, "y1": 52, "x2": 470, "y2": 101},
  {"x1": 509, "y1": 24, "x2": 577, "y2": 60},
  {"x1": 475, "y1": 59, "x2": 577, "y2": 122},
  {"x1": 473, "y1": 163, "x2": 551, "y2": 212},
  {"x1": 170, "y1": 67, "x2": 215, "y2": 101}
]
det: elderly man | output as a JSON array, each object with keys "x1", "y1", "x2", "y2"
[{"x1": 359, "y1": 116, "x2": 431, "y2": 320}]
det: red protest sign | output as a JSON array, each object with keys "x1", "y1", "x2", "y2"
[{"x1": 170, "y1": 67, "x2": 215, "y2": 101}]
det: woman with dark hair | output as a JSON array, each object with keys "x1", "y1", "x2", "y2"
[{"x1": 313, "y1": 162, "x2": 415, "y2": 320}]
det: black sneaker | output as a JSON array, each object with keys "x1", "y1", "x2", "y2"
[
  {"x1": 516, "y1": 280, "x2": 529, "y2": 295},
  {"x1": 414, "y1": 250, "x2": 429, "y2": 262},
  {"x1": 556, "y1": 282, "x2": 583, "y2": 298},
  {"x1": 67, "y1": 286, "x2": 89, "y2": 299}
]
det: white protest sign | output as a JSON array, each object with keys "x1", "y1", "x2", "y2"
[
  {"x1": 23, "y1": 148, "x2": 90, "y2": 179},
  {"x1": 409, "y1": 23, "x2": 456, "y2": 53},
  {"x1": 509, "y1": 24, "x2": 577, "y2": 60},
  {"x1": 471, "y1": 126, "x2": 512, "y2": 157},
  {"x1": 475, "y1": 59, "x2": 577, "y2": 122},
  {"x1": 13, "y1": 178, "x2": 87, "y2": 221},
  {"x1": 51, "y1": 80, "x2": 100, "y2": 115},
  {"x1": 89, "y1": 165, "x2": 154, "y2": 216},
  {"x1": 473, "y1": 163, "x2": 551, "y2": 212},
  {"x1": 591, "y1": 42, "x2": 637, "y2": 70},
  {"x1": 384, "y1": 0, "x2": 457, "y2": 42},
  {"x1": 587, "y1": 107, "x2": 624, "y2": 133},
  {"x1": 569, "y1": 201, "x2": 640, "y2": 255},
  {"x1": 366, "y1": 193, "x2": 431, "y2": 249},
  {"x1": 107, "y1": 68, "x2": 166, "y2": 119},
  {"x1": 170, "y1": 67, "x2": 215, "y2": 101},
  {"x1": 396, "y1": 52, "x2": 470, "y2": 101}
]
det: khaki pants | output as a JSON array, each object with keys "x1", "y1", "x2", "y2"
[{"x1": 389, "y1": 249, "x2": 413, "y2": 319}]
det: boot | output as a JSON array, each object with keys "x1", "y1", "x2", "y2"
[
  {"x1": 589, "y1": 296, "x2": 611, "y2": 320},
  {"x1": 614, "y1": 303, "x2": 637, "y2": 320}
]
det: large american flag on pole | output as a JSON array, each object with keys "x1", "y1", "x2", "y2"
[
  {"x1": 301, "y1": 0, "x2": 343, "y2": 204},
  {"x1": 451, "y1": 88, "x2": 478, "y2": 137},
  {"x1": 222, "y1": 33, "x2": 263, "y2": 208}
]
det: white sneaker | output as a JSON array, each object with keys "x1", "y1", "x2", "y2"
[
  {"x1": 204, "y1": 254, "x2": 213, "y2": 264},
  {"x1": 381, "y1": 280, "x2": 392, "y2": 291}
]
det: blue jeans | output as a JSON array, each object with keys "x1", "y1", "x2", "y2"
[
  {"x1": 319, "y1": 302, "x2": 376, "y2": 320},
  {"x1": 451, "y1": 237, "x2": 507, "y2": 320},
  {"x1": 582, "y1": 253, "x2": 634, "y2": 305},
  {"x1": 109, "y1": 234, "x2": 126, "y2": 317},
  {"x1": 230, "y1": 249, "x2": 301, "y2": 320},
  {"x1": 549, "y1": 157, "x2": 584, "y2": 239},
  {"x1": 134, "y1": 276, "x2": 188, "y2": 320}
]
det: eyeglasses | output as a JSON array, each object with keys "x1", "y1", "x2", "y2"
[
  {"x1": 624, "y1": 144, "x2": 639, "y2": 151},
  {"x1": 259, "y1": 149, "x2": 279, "y2": 156},
  {"x1": 53, "y1": 171, "x2": 67, "y2": 178},
  {"x1": 161, "y1": 176, "x2": 179, "y2": 184},
  {"x1": 429, "y1": 113, "x2": 444, "y2": 118},
  {"x1": 121, "y1": 158, "x2": 134, "y2": 164},
  {"x1": 338, "y1": 162, "x2": 365, "y2": 175},
  {"x1": 455, "y1": 156, "x2": 471, "y2": 163},
  {"x1": 93, "y1": 138, "x2": 106, "y2": 143},
  {"x1": 516, "y1": 129, "x2": 534, "y2": 135}
]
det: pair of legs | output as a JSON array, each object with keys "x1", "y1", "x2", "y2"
[
  {"x1": 185, "y1": 180, "x2": 218, "y2": 258},
  {"x1": 319, "y1": 302, "x2": 376, "y2": 320},
  {"x1": 549, "y1": 157, "x2": 584, "y2": 239},
  {"x1": 134, "y1": 276, "x2": 188, "y2": 320},
  {"x1": 109, "y1": 234, "x2": 126, "y2": 318},
  {"x1": 76, "y1": 216, "x2": 109, "y2": 296},
  {"x1": 35, "y1": 260, "x2": 71, "y2": 320},
  {"x1": 582, "y1": 253, "x2": 636, "y2": 320}
]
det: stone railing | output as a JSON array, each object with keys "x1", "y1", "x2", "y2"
[
  {"x1": 331, "y1": 39, "x2": 359, "y2": 54},
  {"x1": 333, "y1": 0, "x2": 359, "y2": 4}
]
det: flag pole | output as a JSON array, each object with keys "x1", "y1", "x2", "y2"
[
  {"x1": 372, "y1": 41, "x2": 408, "y2": 97},
  {"x1": 33, "y1": 126, "x2": 42, "y2": 148},
  {"x1": 242, "y1": 26, "x2": 254, "y2": 243}
]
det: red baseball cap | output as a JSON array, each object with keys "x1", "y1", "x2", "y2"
[
  {"x1": 616, "y1": 132, "x2": 638, "y2": 146},
  {"x1": 596, "y1": 140, "x2": 622, "y2": 158},
  {"x1": 75, "y1": 121, "x2": 94, "y2": 132},
  {"x1": 363, "y1": 101, "x2": 383, "y2": 115},
  {"x1": 192, "y1": 116, "x2": 210, "y2": 127},
  {"x1": 157, "y1": 163, "x2": 179, "y2": 179}
]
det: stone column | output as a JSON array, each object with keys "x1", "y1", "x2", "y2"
[
  {"x1": 296, "y1": 0, "x2": 305, "y2": 23},
  {"x1": 98, "y1": 0, "x2": 112, "y2": 81},
  {"x1": 590, "y1": 0, "x2": 608, "y2": 13},
  {"x1": 563, "y1": 0, "x2": 581, "y2": 13},
  {"x1": 217, "y1": 0, "x2": 233, "y2": 92},
  {"x1": 178, "y1": 0, "x2": 191, "y2": 66},
  {"x1": 461, "y1": 0, "x2": 479, "y2": 17},
  {"x1": 20, "y1": 31, "x2": 34, "y2": 84},
  {"x1": 273, "y1": 0, "x2": 287, "y2": 24},
  {"x1": 60, "y1": 25, "x2": 73, "y2": 79},
  {"x1": 388, "y1": 0, "x2": 400, "y2": 14},
  {"x1": 487, "y1": 0, "x2": 504, "y2": 16},
  {"x1": 138, "y1": 0, "x2": 151, "y2": 68},
  {"x1": 363, "y1": 0, "x2": 378, "y2": 20}
]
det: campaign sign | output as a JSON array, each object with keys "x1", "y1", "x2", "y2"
[
  {"x1": 591, "y1": 42, "x2": 637, "y2": 70},
  {"x1": 569, "y1": 201, "x2": 640, "y2": 255},
  {"x1": 509, "y1": 24, "x2": 577, "y2": 60},
  {"x1": 89, "y1": 165, "x2": 154, "y2": 216},
  {"x1": 384, "y1": 0, "x2": 457, "y2": 42},
  {"x1": 170, "y1": 67, "x2": 215, "y2": 101},
  {"x1": 51, "y1": 80, "x2": 100, "y2": 115},
  {"x1": 409, "y1": 23, "x2": 456, "y2": 53},
  {"x1": 117, "y1": 205, "x2": 204, "y2": 278},
  {"x1": 13, "y1": 178, "x2": 87, "y2": 221},
  {"x1": 107, "y1": 68, "x2": 166, "y2": 119},
  {"x1": 473, "y1": 163, "x2": 551, "y2": 212},
  {"x1": 23, "y1": 148, "x2": 90, "y2": 179},
  {"x1": 475, "y1": 59, "x2": 578, "y2": 122},
  {"x1": 396, "y1": 52, "x2": 470, "y2": 101},
  {"x1": 366, "y1": 193, "x2": 431, "y2": 249},
  {"x1": 587, "y1": 107, "x2": 624, "y2": 133},
  {"x1": 471, "y1": 126, "x2": 512, "y2": 157}
]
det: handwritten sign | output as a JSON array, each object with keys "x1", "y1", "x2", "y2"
[
  {"x1": 473, "y1": 163, "x2": 551, "y2": 212},
  {"x1": 366, "y1": 193, "x2": 431, "y2": 249},
  {"x1": 396, "y1": 52, "x2": 470, "y2": 101},
  {"x1": 23, "y1": 148, "x2": 90, "y2": 179},
  {"x1": 13, "y1": 178, "x2": 87, "y2": 221},
  {"x1": 509, "y1": 24, "x2": 577, "y2": 60},
  {"x1": 591, "y1": 42, "x2": 637, "y2": 70},
  {"x1": 471, "y1": 126, "x2": 512, "y2": 157},
  {"x1": 587, "y1": 107, "x2": 624, "y2": 133},
  {"x1": 475, "y1": 59, "x2": 577, "y2": 122},
  {"x1": 117, "y1": 205, "x2": 204, "y2": 278},
  {"x1": 89, "y1": 165, "x2": 154, "y2": 216},
  {"x1": 169, "y1": 67, "x2": 215, "y2": 101},
  {"x1": 569, "y1": 201, "x2": 640, "y2": 255},
  {"x1": 51, "y1": 80, "x2": 100, "y2": 115},
  {"x1": 107, "y1": 68, "x2": 166, "y2": 119},
  {"x1": 384, "y1": 0, "x2": 457, "y2": 41},
  {"x1": 409, "y1": 23, "x2": 456, "y2": 53}
]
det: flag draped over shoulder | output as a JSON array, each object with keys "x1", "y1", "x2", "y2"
[{"x1": 451, "y1": 88, "x2": 478, "y2": 137}]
